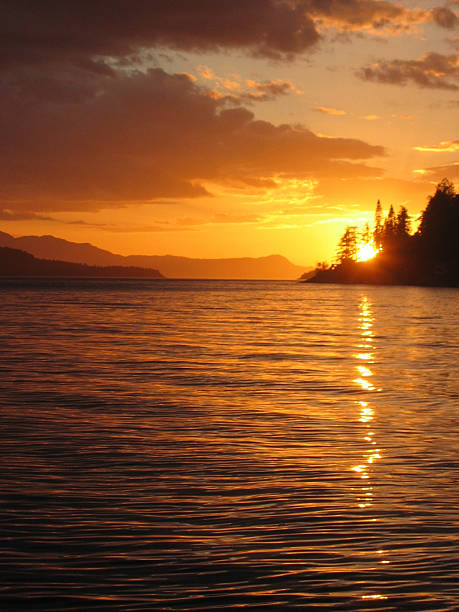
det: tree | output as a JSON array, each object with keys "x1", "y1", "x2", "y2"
[
  {"x1": 374, "y1": 200, "x2": 383, "y2": 249},
  {"x1": 396, "y1": 206, "x2": 411, "y2": 237},
  {"x1": 337, "y1": 226, "x2": 358, "y2": 264},
  {"x1": 361, "y1": 222, "x2": 371, "y2": 245},
  {"x1": 416, "y1": 179, "x2": 458, "y2": 263},
  {"x1": 384, "y1": 204, "x2": 396, "y2": 232},
  {"x1": 309, "y1": 180, "x2": 457, "y2": 287},
  {"x1": 381, "y1": 204, "x2": 397, "y2": 250}
]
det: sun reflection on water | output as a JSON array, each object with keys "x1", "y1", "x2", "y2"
[{"x1": 351, "y1": 296, "x2": 391, "y2": 602}]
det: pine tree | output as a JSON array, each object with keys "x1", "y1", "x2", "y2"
[
  {"x1": 361, "y1": 222, "x2": 371, "y2": 245},
  {"x1": 382, "y1": 205, "x2": 396, "y2": 249},
  {"x1": 396, "y1": 206, "x2": 410, "y2": 237},
  {"x1": 337, "y1": 226, "x2": 358, "y2": 264},
  {"x1": 374, "y1": 200, "x2": 383, "y2": 249},
  {"x1": 417, "y1": 179, "x2": 458, "y2": 262}
]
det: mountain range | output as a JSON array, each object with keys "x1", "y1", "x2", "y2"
[{"x1": 0, "y1": 231, "x2": 309, "y2": 279}]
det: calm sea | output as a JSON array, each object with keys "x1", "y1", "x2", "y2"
[{"x1": 0, "y1": 279, "x2": 458, "y2": 611}]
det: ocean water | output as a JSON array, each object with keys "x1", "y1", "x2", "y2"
[{"x1": 0, "y1": 278, "x2": 458, "y2": 611}]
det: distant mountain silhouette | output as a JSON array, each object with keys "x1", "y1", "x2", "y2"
[
  {"x1": 0, "y1": 231, "x2": 309, "y2": 279},
  {"x1": 0, "y1": 246, "x2": 164, "y2": 278}
]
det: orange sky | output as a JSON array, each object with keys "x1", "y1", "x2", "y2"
[{"x1": 0, "y1": 1, "x2": 457, "y2": 266}]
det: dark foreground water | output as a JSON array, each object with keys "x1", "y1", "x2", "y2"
[{"x1": 0, "y1": 279, "x2": 458, "y2": 611}]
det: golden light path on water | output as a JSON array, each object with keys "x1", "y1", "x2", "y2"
[{"x1": 352, "y1": 296, "x2": 388, "y2": 603}]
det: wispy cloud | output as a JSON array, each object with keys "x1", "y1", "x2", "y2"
[
  {"x1": 413, "y1": 140, "x2": 459, "y2": 152},
  {"x1": 413, "y1": 161, "x2": 459, "y2": 180},
  {"x1": 315, "y1": 106, "x2": 347, "y2": 115},
  {"x1": 0, "y1": 209, "x2": 55, "y2": 221},
  {"x1": 307, "y1": 0, "x2": 454, "y2": 36},
  {"x1": 197, "y1": 66, "x2": 301, "y2": 103},
  {"x1": 358, "y1": 52, "x2": 459, "y2": 90}
]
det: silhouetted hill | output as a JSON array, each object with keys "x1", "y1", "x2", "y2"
[
  {"x1": 0, "y1": 231, "x2": 125, "y2": 266},
  {"x1": 0, "y1": 247, "x2": 164, "y2": 278},
  {"x1": 0, "y1": 231, "x2": 309, "y2": 279},
  {"x1": 124, "y1": 253, "x2": 308, "y2": 279}
]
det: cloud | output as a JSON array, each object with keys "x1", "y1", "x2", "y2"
[
  {"x1": 414, "y1": 162, "x2": 459, "y2": 180},
  {"x1": 0, "y1": 67, "x2": 385, "y2": 214},
  {"x1": 315, "y1": 106, "x2": 347, "y2": 115},
  {"x1": 0, "y1": 1, "x2": 453, "y2": 76},
  {"x1": 243, "y1": 78, "x2": 301, "y2": 101},
  {"x1": 431, "y1": 6, "x2": 458, "y2": 29},
  {"x1": 0, "y1": 209, "x2": 55, "y2": 221},
  {"x1": 197, "y1": 67, "x2": 301, "y2": 103},
  {"x1": 306, "y1": 0, "x2": 442, "y2": 34},
  {"x1": 413, "y1": 139, "x2": 459, "y2": 152},
  {"x1": 198, "y1": 66, "x2": 242, "y2": 92},
  {"x1": 0, "y1": 1, "x2": 321, "y2": 68},
  {"x1": 358, "y1": 52, "x2": 459, "y2": 90}
]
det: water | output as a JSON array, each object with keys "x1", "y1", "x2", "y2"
[{"x1": 0, "y1": 279, "x2": 458, "y2": 611}]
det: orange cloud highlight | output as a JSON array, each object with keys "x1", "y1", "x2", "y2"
[
  {"x1": 413, "y1": 140, "x2": 459, "y2": 153},
  {"x1": 316, "y1": 106, "x2": 347, "y2": 115},
  {"x1": 197, "y1": 67, "x2": 301, "y2": 102}
]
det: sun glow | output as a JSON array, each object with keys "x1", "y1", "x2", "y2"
[{"x1": 356, "y1": 242, "x2": 379, "y2": 262}]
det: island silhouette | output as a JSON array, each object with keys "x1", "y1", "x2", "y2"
[{"x1": 304, "y1": 180, "x2": 458, "y2": 288}]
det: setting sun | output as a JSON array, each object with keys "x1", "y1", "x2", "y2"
[{"x1": 357, "y1": 243, "x2": 379, "y2": 262}]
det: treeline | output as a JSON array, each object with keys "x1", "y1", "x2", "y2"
[
  {"x1": 0, "y1": 247, "x2": 164, "y2": 278},
  {"x1": 306, "y1": 179, "x2": 458, "y2": 287}
]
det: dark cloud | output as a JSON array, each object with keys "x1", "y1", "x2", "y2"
[
  {"x1": 0, "y1": 0, "x2": 320, "y2": 69},
  {"x1": 308, "y1": 0, "x2": 412, "y2": 29},
  {"x1": 431, "y1": 6, "x2": 458, "y2": 28},
  {"x1": 0, "y1": 0, "x2": 452, "y2": 75},
  {"x1": 358, "y1": 53, "x2": 459, "y2": 90},
  {"x1": 0, "y1": 67, "x2": 384, "y2": 213}
]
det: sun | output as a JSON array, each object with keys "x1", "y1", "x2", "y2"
[{"x1": 356, "y1": 243, "x2": 379, "y2": 262}]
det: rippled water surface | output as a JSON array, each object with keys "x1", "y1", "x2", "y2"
[{"x1": 1, "y1": 279, "x2": 458, "y2": 610}]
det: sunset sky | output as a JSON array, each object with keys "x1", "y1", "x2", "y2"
[{"x1": 1, "y1": 1, "x2": 458, "y2": 266}]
